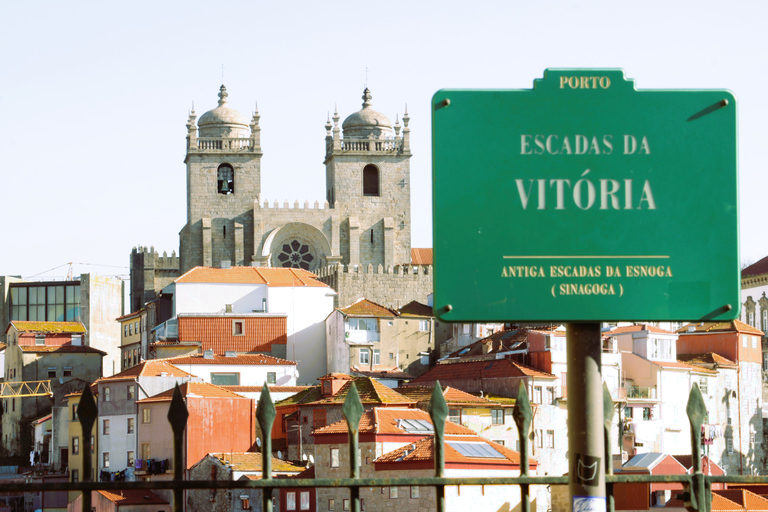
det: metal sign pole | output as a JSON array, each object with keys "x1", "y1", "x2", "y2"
[{"x1": 566, "y1": 322, "x2": 606, "y2": 510}]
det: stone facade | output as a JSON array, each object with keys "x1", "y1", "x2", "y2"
[{"x1": 131, "y1": 86, "x2": 429, "y2": 314}]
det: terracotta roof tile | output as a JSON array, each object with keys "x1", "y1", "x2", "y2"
[
  {"x1": 175, "y1": 266, "x2": 328, "y2": 287},
  {"x1": 222, "y1": 386, "x2": 309, "y2": 394},
  {"x1": 313, "y1": 408, "x2": 475, "y2": 436},
  {"x1": 407, "y1": 358, "x2": 555, "y2": 386},
  {"x1": 677, "y1": 320, "x2": 764, "y2": 336},
  {"x1": 20, "y1": 345, "x2": 106, "y2": 355},
  {"x1": 137, "y1": 382, "x2": 248, "y2": 403},
  {"x1": 165, "y1": 353, "x2": 295, "y2": 366},
  {"x1": 397, "y1": 301, "x2": 433, "y2": 317},
  {"x1": 447, "y1": 329, "x2": 529, "y2": 358},
  {"x1": 209, "y1": 452, "x2": 303, "y2": 473},
  {"x1": 8, "y1": 321, "x2": 86, "y2": 334},
  {"x1": 350, "y1": 366, "x2": 413, "y2": 380},
  {"x1": 291, "y1": 466, "x2": 315, "y2": 479},
  {"x1": 338, "y1": 299, "x2": 398, "y2": 317},
  {"x1": 713, "y1": 488, "x2": 768, "y2": 510},
  {"x1": 99, "y1": 360, "x2": 195, "y2": 381},
  {"x1": 319, "y1": 373, "x2": 353, "y2": 380},
  {"x1": 275, "y1": 386, "x2": 323, "y2": 406},
  {"x1": 677, "y1": 353, "x2": 738, "y2": 368},
  {"x1": 308, "y1": 378, "x2": 414, "y2": 406},
  {"x1": 97, "y1": 490, "x2": 168, "y2": 506},
  {"x1": 375, "y1": 435, "x2": 532, "y2": 466},
  {"x1": 395, "y1": 386, "x2": 494, "y2": 405},
  {"x1": 410, "y1": 248, "x2": 433, "y2": 265},
  {"x1": 606, "y1": 324, "x2": 677, "y2": 336},
  {"x1": 742, "y1": 256, "x2": 768, "y2": 278},
  {"x1": 115, "y1": 309, "x2": 146, "y2": 321},
  {"x1": 652, "y1": 360, "x2": 717, "y2": 374},
  {"x1": 178, "y1": 315, "x2": 287, "y2": 354}
]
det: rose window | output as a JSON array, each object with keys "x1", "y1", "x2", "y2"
[{"x1": 277, "y1": 240, "x2": 315, "y2": 270}]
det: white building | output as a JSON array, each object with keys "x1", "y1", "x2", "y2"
[{"x1": 164, "y1": 351, "x2": 297, "y2": 387}]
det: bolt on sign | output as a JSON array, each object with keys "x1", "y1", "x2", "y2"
[{"x1": 432, "y1": 69, "x2": 738, "y2": 322}]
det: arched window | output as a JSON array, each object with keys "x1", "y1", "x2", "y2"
[
  {"x1": 217, "y1": 164, "x2": 234, "y2": 195},
  {"x1": 363, "y1": 164, "x2": 379, "y2": 196}
]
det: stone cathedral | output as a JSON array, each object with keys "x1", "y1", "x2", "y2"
[{"x1": 130, "y1": 85, "x2": 432, "y2": 311}]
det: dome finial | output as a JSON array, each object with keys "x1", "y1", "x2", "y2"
[
  {"x1": 218, "y1": 85, "x2": 228, "y2": 107},
  {"x1": 362, "y1": 88, "x2": 372, "y2": 108}
]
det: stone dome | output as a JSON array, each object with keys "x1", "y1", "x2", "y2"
[
  {"x1": 342, "y1": 88, "x2": 392, "y2": 139},
  {"x1": 197, "y1": 85, "x2": 250, "y2": 138}
]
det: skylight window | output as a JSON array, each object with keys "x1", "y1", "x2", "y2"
[
  {"x1": 448, "y1": 442, "x2": 505, "y2": 459},
  {"x1": 396, "y1": 419, "x2": 433, "y2": 433}
]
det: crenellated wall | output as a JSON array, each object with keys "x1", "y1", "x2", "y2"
[
  {"x1": 129, "y1": 246, "x2": 180, "y2": 313},
  {"x1": 316, "y1": 263, "x2": 432, "y2": 309}
]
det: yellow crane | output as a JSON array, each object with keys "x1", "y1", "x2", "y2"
[{"x1": 0, "y1": 380, "x2": 53, "y2": 398}]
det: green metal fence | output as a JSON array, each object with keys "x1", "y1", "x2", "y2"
[{"x1": 3, "y1": 381, "x2": 765, "y2": 512}]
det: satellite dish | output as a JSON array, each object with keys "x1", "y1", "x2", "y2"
[
  {"x1": 302, "y1": 454, "x2": 308, "y2": 461},
  {"x1": 309, "y1": 455, "x2": 314, "y2": 464},
  {"x1": 256, "y1": 438, "x2": 261, "y2": 448},
  {"x1": 277, "y1": 450, "x2": 282, "y2": 459},
  {"x1": 294, "y1": 370, "x2": 300, "y2": 379}
]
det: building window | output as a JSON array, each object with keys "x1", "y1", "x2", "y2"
[
  {"x1": 10, "y1": 283, "x2": 80, "y2": 322},
  {"x1": 71, "y1": 469, "x2": 79, "y2": 483},
  {"x1": 643, "y1": 407, "x2": 651, "y2": 421},
  {"x1": 240, "y1": 496, "x2": 250, "y2": 510},
  {"x1": 142, "y1": 408, "x2": 151, "y2": 424},
  {"x1": 211, "y1": 373, "x2": 240, "y2": 386},
  {"x1": 217, "y1": 163, "x2": 234, "y2": 194},
  {"x1": 72, "y1": 437, "x2": 79, "y2": 455},
  {"x1": 233, "y1": 320, "x2": 245, "y2": 336},
  {"x1": 141, "y1": 443, "x2": 151, "y2": 460},
  {"x1": 743, "y1": 335, "x2": 748, "y2": 347},
  {"x1": 267, "y1": 372, "x2": 276, "y2": 384},
  {"x1": 63, "y1": 367, "x2": 72, "y2": 377},
  {"x1": 491, "y1": 409, "x2": 504, "y2": 425},
  {"x1": 331, "y1": 448, "x2": 340, "y2": 468},
  {"x1": 277, "y1": 240, "x2": 315, "y2": 270},
  {"x1": 328, "y1": 499, "x2": 335, "y2": 511},
  {"x1": 103, "y1": 452, "x2": 110, "y2": 469},
  {"x1": 411, "y1": 486, "x2": 420, "y2": 498},
  {"x1": 727, "y1": 437, "x2": 734, "y2": 454},
  {"x1": 372, "y1": 349, "x2": 380, "y2": 366},
  {"x1": 35, "y1": 335, "x2": 45, "y2": 345},
  {"x1": 389, "y1": 486, "x2": 399, "y2": 498},
  {"x1": 544, "y1": 387, "x2": 554, "y2": 404},
  {"x1": 533, "y1": 386, "x2": 542, "y2": 404},
  {"x1": 546, "y1": 430, "x2": 555, "y2": 449},
  {"x1": 128, "y1": 385, "x2": 135, "y2": 401},
  {"x1": 72, "y1": 404, "x2": 78, "y2": 421},
  {"x1": 286, "y1": 492, "x2": 296, "y2": 511},
  {"x1": 535, "y1": 429, "x2": 544, "y2": 448},
  {"x1": 493, "y1": 440, "x2": 505, "y2": 446},
  {"x1": 124, "y1": 325, "x2": 128, "y2": 337},
  {"x1": 362, "y1": 164, "x2": 380, "y2": 196},
  {"x1": 313, "y1": 409, "x2": 326, "y2": 430},
  {"x1": 359, "y1": 350, "x2": 369, "y2": 365},
  {"x1": 419, "y1": 320, "x2": 430, "y2": 332},
  {"x1": 448, "y1": 409, "x2": 461, "y2": 424},
  {"x1": 104, "y1": 388, "x2": 110, "y2": 402},
  {"x1": 699, "y1": 378, "x2": 708, "y2": 394},
  {"x1": 300, "y1": 492, "x2": 310, "y2": 510},
  {"x1": 624, "y1": 407, "x2": 633, "y2": 418},
  {"x1": 343, "y1": 500, "x2": 349, "y2": 511},
  {"x1": 127, "y1": 451, "x2": 135, "y2": 467},
  {"x1": 127, "y1": 418, "x2": 135, "y2": 434},
  {"x1": 347, "y1": 318, "x2": 377, "y2": 331},
  {"x1": 103, "y1": 419, "x2": 110, "y2": 435},
  {"x1": 47, "y1": 367, "x2": 56, "y2": 378}
]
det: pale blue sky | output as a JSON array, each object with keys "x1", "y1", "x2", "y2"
[{"x1": 2, "y1": 1, "x2": 766, "y2": 280}]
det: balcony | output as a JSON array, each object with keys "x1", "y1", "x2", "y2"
[{"x1": 625, "y1": 385, "x2": 657, "y2": 401}]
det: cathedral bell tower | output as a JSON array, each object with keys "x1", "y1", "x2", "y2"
[
  {"x1": 323, "y1": 88, "x2": 412, "y2": 269},
  {"x1": 180, "y1": 85, "x2": 262, "y2": 272}
]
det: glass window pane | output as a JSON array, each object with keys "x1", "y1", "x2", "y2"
[
  {"x1": 10, "y1": 288, "x2": 18, "y2": 304},
  {"x1": 28, "y1": 307, "x2": 37, "y2": 322},
  {"x1": 48, "y1": 286, "x2": 56, "y2": 304},
  {"x1": 28, "y1": 287, "x2": 37, "y2": 305},
  {"x1": 48, "y1": 305, "x2": 56, "y2": 321},
  {"x1": 56, "y1": 286, "x2": 64, "y2": 303},
  {"x1": 18, "y1": 287, "x2": 27, "y2": 304},
  {"x1": 55, "y1": 305, "x2": 64, "y2": 322}
]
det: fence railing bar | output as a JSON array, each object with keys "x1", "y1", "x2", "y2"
[
  {"x1": 168, "y1": 384, "x2": 189, "y2": 512},
  {"x1": 257, "y1": 383, "x2": 276, "y2": 512},
  {"x1": 513, "y1": 380, "x2": 532, "y2": 512},
  {"x1": 77, "y1": 384, "x2": 97, "y2": 512},
  {"x1": 342, "y1": 383, "x2": 364, "y2": 512},
  {"x1": 603, "y1": 383, "x2": 615, "y2": 512},
  {"x1": 429, "y1": 380, "x2": 448, "y2": 512}
]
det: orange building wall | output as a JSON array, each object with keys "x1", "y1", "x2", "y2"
[
  {"x1": 677, "y1": 332, "x2": 761, "y2": 364},
  {"x1": 185, "y1": 396, "x2": 256, "y2": 469}
]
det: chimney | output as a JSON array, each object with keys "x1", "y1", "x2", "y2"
[
  {"x1": 225, "y1": 304, "x2": 233, "y2": 313},
  {"x1": 225, "y1": 351, "x2": 237, "y2": 358},
  {"x1": 203, "y1": 349, "x2": 214, "y2": 359}
]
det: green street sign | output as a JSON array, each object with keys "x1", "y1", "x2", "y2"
[{"x1": 432, "y1": 69, "x2": 739, "y2": 322}]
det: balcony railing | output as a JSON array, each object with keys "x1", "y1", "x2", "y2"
[
  {"x1": 193, "y1": 138, "x2": 254, "y2": 152},
  {"x1": 625, "y1": 385, "x2": 657, "y2": 400},
  {"x1": 4, "y1": 382, "x2": 759, "y2": 512}
]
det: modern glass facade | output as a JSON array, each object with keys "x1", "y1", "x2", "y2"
[{"x1": 9, "y1": 282, "x2": 81, "y2": 322}]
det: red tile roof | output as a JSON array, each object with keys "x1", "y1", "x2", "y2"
[
  {"x1": 606, "y1": 324, "x2": 677, "y2": 336},
  {"x1": 395, "y1": 386, "x2": 495, "y2": 405},
  {"x1": 712, "y1": 489, "x2": 768, "y2": 510},
  {"x1": 678, "y1": 320, "x2": 764, "y2": 336},
  {"x1": 410, "y1": 248, "x2": 433, "y2": 266},
  {"x1": 397, "y1": 301, "x2": 433, "y2": 317},
  {"x1": 208, "y1": 452, "x2": 303, "y2": 473},
  {"x1": 339, "y1": 299, "x2": 397, "y2": 317},
  {"x1": 137, "y1": 382, "x2": 247, "y2": 402},
  {"x1": 448, "y1": 329, "x2": 529, "y2": 358},
  {"x1": 97, "y1": 490, "x2": 168, "y2": 506},
  {"x1": 742, "y1": 256, "x2": 768, "y2": 278},
  {"x1": 115, "y1": 309, "x2": 146, "y2": 321},
  {"x1": 407, "y1": 358, "x2": 555, "y2": 386},
  {"x1": 165, "y1": 353, "x2": 295, "y2": 366},
  {"x1": 308, "y1": 377, "x2": 414, "y2": 406},
  {"x1": 677, "y1": 353, "x2": 738, "y2": 368},
  {"x1": 20, "y1": 345, "x2": 106, "y2": 355},
  {"x1": 8, "y1": 321, "x2": 86, "y2": 334},
  {"x1": 175, "y1": 266, "x2": 328, "y2": 287},
  {"x1": 652, "y1": 360, "x2": 717, "y2": 374},
  {"x1": 97, "y1": 360, "x2": 195, "y2": 382},
  {"x1": 313, "y1": 407, "x2": 475, "y2": 436},
  {"x1": 375, "y1": 435, "x2": 532, "y2": 466},
  {"x1": 178, "y1": 316, "x2": 287, "y2": 354},
  {"x1": 350, "y1": 366, "x2": 413, "y2": 380}
]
